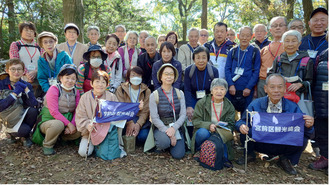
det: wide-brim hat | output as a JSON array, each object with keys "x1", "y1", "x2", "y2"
[
  {"x1": 156, "y1": 63, "x2": 179, "y2": 83},
  {"x1": 57, "y1": 64, "x2": 78, "y2": 81},
  {"x1": 37, "y1": 31, "x2": 58, "y2": 47},
  {"x1": 91, "y1": 122, "x2": 111, "y2": 146},
  {"x1": 64, "y1": 23, "x2": 80, "y2": 35},
  {"x1": 83, "y1": 44, "x2": 108, "y2": 62}
]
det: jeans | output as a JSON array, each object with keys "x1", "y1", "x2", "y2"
[
  {"x1": 195, "y1": 128, "x2": 211, "y2": 151},
  {"x1": 154, "y1": 128, "x2": 185, "y2": 159},
  {"x1": 11, "y1": 107, "x2": 38, "y2": 138}
]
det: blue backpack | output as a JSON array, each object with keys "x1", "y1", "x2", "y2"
[{"x1": 95, "y1": 125, "x2": 121, "y2": 160}]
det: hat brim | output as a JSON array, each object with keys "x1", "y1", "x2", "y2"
[
  {"x1": 83, "y1": 49, "x2": 108, "y2": 62},
  {"x1": 156, "y1": 64, "x2": 179, "y2": 84}
]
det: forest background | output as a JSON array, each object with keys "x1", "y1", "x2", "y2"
[{"x1": 0, "y1": 0, "x2": 327, "y2": 60}]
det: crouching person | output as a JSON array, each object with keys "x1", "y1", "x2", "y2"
[
  {"x1": 32, "y1": 64, "x2": 81, "y2": 155},
  {"x1": 76, "y1": 70, "x2": 122, "y2": 160},
  {"x1": 0, "y1": 59, "x2": 38, "y2": 147},
  {"x1": 235, "y1": 74, "x2": 314, "y2": 175}
]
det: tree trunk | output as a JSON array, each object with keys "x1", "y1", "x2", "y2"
[
  {"x1": 6, "y1": 0, "x2": 15, "y2": 43},
  {"x1": 182, "y1": 17, "x2": 187, "y2": 42},
  {"x1": 286, "y1": 0, "x2": 296, "y2": 22},
  {"x1": 0, "y1": 1, "x2": 5, "y2": 58},
  {"x1": 302, "y1": 0, "x2": 313, "y2": 35},
  {"x1": 201, "y1": 0, "x2": 207, "y2": 29},
  {"x1": 62, "y1": 0, "x2": 84, "y2": 43}
]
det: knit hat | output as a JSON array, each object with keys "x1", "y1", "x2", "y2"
[
  {"x1": 37, "y1": 31, "x2": 58, "y2": 47},
  {"x1": 156, "y1": 63, "x2": 179, "y2": 83},
  {"x1": 64, "y1": 23, "x2": 80, "y2": 35},
  {"x1": 83, "y1": 44, "x2": 108, "y2": 62}
]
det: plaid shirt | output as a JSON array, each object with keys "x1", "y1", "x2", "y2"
[{"x1": 267, "y1": 98, "x2": 282, "y2": 113}]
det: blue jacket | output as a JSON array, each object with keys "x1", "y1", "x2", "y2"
[
  {"x1": 299, "y1": 33, "x2": 328, "y2": 60},
  {"x1": 37, "y1": 50, "x2": 73, "y2": 92},
  {"x1": 0, "y1": 76, "x2": 37, "y2": 112},
  {"x1": 204, "y1": 39, "x2": 234, "y2": 56},
  {"x1": 235, "y1": 96, "x2": 314, "y2": 136},
  {"x1": 152, "y1": 58, "x2": 182, "y2": 90},
  {"x1": 225, "y1": 45, "x2": 261, "y2": 90},
  {"x1": 184, "y1": 65, "x2": 219, "y2": 108}
]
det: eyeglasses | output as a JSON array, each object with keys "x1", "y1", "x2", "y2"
[
  {"x1": 43, "y1": 40, "x2": 55, "y2": 45},
  {"x1": 200, "y1": 34, "x2": 208, "y2": 37},
  {"x1": 9, "y1": 68, "x2": 24, "y2": 72},
  {"x1": 290, "y1": 25, "x2": 304, "y2": 30},
  {"x1": 23, "y1": 28, "x2": 35, "y2": 34},
  {"x1": 271, "y1": 24, "x2": 286, "y2": 28},
  {"x1": 163, "y1": 72, "x2": 175, "y2": 77}
]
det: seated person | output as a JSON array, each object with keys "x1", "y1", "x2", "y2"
[
  {"x1": 37, "y1": 31, "x2": 73, "y2": 92},
  {"x1": 76, "y1": 44, "x2": 111, "y2": 95},
  {"x1": 115, "y1": 66, "x2": 151, "y2": 145},
  {"x1": 0, "y1": 59, "x2": 38, "y2": 147},
  {"x1": 191, "y1": 78, "x2": 235, "y2": 158},
  {"x1": 32, "y1": 64, "x2": 81, "y2": 155},
  {"x1": 235, "y1": 74, "x2": 314, "y2": 175}
]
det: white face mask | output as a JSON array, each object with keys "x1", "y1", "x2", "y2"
[
  {"x1": 130, "y1": 76, "x2": 142, "y2": 86},
  {"x1": 90, "y1": 58, "x2": 102, "y2": 68},
  {"x1": 60, "y1": 83, "x2": 75, "y2": 91}
]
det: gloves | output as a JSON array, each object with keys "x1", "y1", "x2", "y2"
[{"x1": 13, "y1": 81, "x2": 27, "y2": 95}]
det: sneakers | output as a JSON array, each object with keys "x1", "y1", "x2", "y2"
[
  {"x1": 309, "y1": 156, "x2": 328, "y2": 170},
  {"x1": 277, "y1": 156, "x2": 297, "y2": 175},
  {"x1": 43, "y1": 147, "x2": 56, "y2": 155},
  {"x1": 21, "y1": 137, "x2": 33, "y2": 148}
]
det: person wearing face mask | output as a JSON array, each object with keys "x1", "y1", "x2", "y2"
[
  {"x1": 76, "y1": 45, "x2": 111, "y2": 95},
  {"x1": 32, "y1": 64, "x2": 81, "y2": 155},
  {"x1": 115, "y1": 66, "x2": 151, "y2": 146}
]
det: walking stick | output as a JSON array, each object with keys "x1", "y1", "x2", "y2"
[
  {"x1": 244, "y1": 110, "x2": 257, "y2": 172},
  {"x1": 85, "y1": 96, "x2": 99, "y2": 161}
]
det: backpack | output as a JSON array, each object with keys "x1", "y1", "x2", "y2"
[
  {"x1": 276, "y1": 56, "x2": 310, "y2": 79},
  {"x1": 83, "y1": 62, "x2": 106, "y2": 80},
  {"x1": 16, "y1": 41, "x2": 41, "y2": 52},
  {"x1": 199, "y1": 133, "x2": 230, "y2": 171},
  {"x1": 94, "y1": 124, "x2": 121, "y2": 160},
  {"x1": 188, "y1": 63, "x2": 215, "y2": 80},
  {"x1": 231, "y1": 45, "x2": 258, "y2": 71},
  {"x1": 153, "y1": 88, "x2": 181, "y2": 104}
]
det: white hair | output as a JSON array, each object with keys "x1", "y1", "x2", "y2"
[
  {"x1": 253, "y1": 24, "x2": 268, "y2": 33},
  {"x1": 188, "y1": 27, "x2": 200, "y2": 36},
  {"x1": 87, "y1": 26, "x2": 100, "y2": 35},
  {"x1": 287, "y1": 18, "x2": 305, "y2": 30},
  {"x1": 125, "y1": 31, "x2": 139, "y2": 44},
  {"x1": 239, "y1": 26, "x2": 253, "y2": 35},
  {"x1": 281, "y1": 30, "x2": 302, "y2": 42},
  {"x1": 269, "y1": 16, "x2": 288, "y2": 29}
]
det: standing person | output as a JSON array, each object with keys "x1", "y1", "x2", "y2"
[
  {"x1": 104, "y1": 34, "x2": 123, "y2": 93},
  {"x1": 157, "y1": 34, "x2": 166, "y2": 51},
  {"x1": 9, "y1": 22, "x2": 43, "y2": 97},
  {"x1": 257, "y1": 16, "x2": 287, "y2": 98},
  {"x1": 0, "y1": 59, "x2": 38, "y2": 147},
  {"x1": 114, "y1": 24, "x2": 127, "y2": 47},
  {"x1": 288, "y1": 18, "x2": 306, "y2": 36},
  {"x1": 76, "y1": 45, "x2": 111, "y2": 95},
  {"x1": 165, "y1": 31, "x2": 179, "y2": 60},
  {"x1": 118, "y1": 31, "x2": 141, "y2": 81},
  {"x1": 86, "y1": 26, "x2": 101, "y2": 47},
  {"x1": 137, "y1": 36, "x2": 161, "y2": 91},
  {"x1": 147, "y1": 63, "x2": 186, "y2": 159},
  {"x1": 227, "y1": 28, "x2": 237, "y2": 45},
  {"x1": 252, "y1": 24, "x2": 271, "y2": 50},
  {"x1": 57, "y1": 23, "x2": 88, "y2": 67},
  {"x1": 199, "y1": 29, "x2": 209, "y2": 46},
  {"x1": 225, "y1": 26, "x2": 261, "y2": 113},
  {"x1": 37, "y1": 31, "x2": 73, "y2": 93},
  {"x1": 178, "y1": 28, "x2": 200, "y2": 71},
  {"x1": 299, "y1": 7, "x2": 328, "y2": 61},
  {"x1": 32, "y1": 64, "x2": 81, "y2": 155},
  {"x1": 139, "y1": 31, "x2": 149, "y2": 53},
  {"x1": 152, "y1": 42, "x2": 182, "y2": 90},
  {"x1": 204, "y1": 22, "x2": 235, "y2": 79}
]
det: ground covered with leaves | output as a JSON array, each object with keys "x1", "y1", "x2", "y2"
[{"x1": 0, "y1": 130, "x2": 328, "y2": 184}]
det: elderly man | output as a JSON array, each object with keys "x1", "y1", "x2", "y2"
[
  {"x1": 227, "y1": 28, "x2": 237, "y2": 44},
  {"x1": 225, "y1": 26, "x2": 260, "y2": 113},
  {"x1": 114, "y1": 24, "x2": 127, "y2": 47},
  {"x1": 288, "y1": 18, "x2": 306, "y2": 36},
  {"x1": 199, "y1": 29, "x2": 209, "y2": 46},
  {"x1": 139, "y1": 30, "x2": 149, "y2": 53},
  {"x1": 252, "y1": 24, "x2": 271, "y2": 50},
  {"x1": 235, "y1": 74, "x2": 314, "y2": 175},
  {"x1": 137, "y1": 36, "x2": 161, "y2": 91},
  {"x1": 204, "y1": 22, "x2": 235, "y2": 79},
  {"x1": 299, "y1": 7, "x2": 328, "y2": 61},
  {"x1": 257, "y1": 16, "x2": 287, "y2": 98},
  {"x1": 178, "y1": 28, "x2": 200, "y2": 71}
]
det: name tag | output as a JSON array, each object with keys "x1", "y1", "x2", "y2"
[
  {"x1": 307, "y1": 50, "x2": 318, "y2": 58},
  {"x1": 48, "y1": 77, "x2": 57, "y2": 86},
  {"x1": 232, "y1": 74, "x2": 241, "y2": 82},
  {"x1": 234, "y1": 67, "x2": 244, "y2": 75},
  {"x1": 27, "y1": 65, "x2": 36, "y2": 71},
  {"x1": 196, "y1": 90, "x2": 206, "y2": 99},
  {"x1": 323, "y1": 82, "x2": 328, "y2": 91}
]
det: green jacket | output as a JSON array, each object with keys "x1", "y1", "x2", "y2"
[{"x1": 191, "y1": 94, "x2": 236, "y2": 156}]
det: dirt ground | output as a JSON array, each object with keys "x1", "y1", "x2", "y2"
[{"x1": 0, "y1": 128, "x2": 328, "y2": 184}]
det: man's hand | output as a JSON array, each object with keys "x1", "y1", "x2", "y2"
[
  {"x1": 239, "y1": 124, "x2": 249, "y2": 135},
  {"x1": 287, "y1": 83, "x2": 303, "y2": 92},
  {"x1": 186, "y1": 107, "x2": 194, "y2": 121},
  {"x1": 243, "y1": 88, "x2": 251, "y2": 97},
  {"x1": 229, "y1": 85, "x2": 236, "y2": 96},
  {"x1": 303, "y1": 115, "x2": 314, "y2": 128}
]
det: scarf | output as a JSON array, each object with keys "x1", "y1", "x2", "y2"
[
  {"x1": 123, "y1": 45, "x2": 139, "y2": 70},
  {"x1": 44, "y1": 49, "x2": 58, "y2": 70}
]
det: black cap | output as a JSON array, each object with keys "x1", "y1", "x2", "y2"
[
  {"x1": 83, "y1": 44, "x2": 108, "y2": 62},
  {"x1": 310, "y1": 7, "x2": 328, "y2": 19}
]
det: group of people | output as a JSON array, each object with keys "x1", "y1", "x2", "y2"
[{"x1": 1, "y1": 7, "x2": 328, "y2": 175}]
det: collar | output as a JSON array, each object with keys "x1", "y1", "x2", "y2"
[
  {"x1": 20, "y1": 38, "x2": 35, "y2": 45},
  {"x1": 268, "y1": 97, "x2": 282, "y2": 107},
  {"x1": 287, "y1": 52, "x2": 299, "y2": 61}
]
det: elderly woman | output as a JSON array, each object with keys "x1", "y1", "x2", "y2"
[
  {"x1": 115, "y1": 66, "x2": 151, "y2": 145},
  {"x1": 9, "y1": 22, "x2": 43, "y2": 97},
  {"x1": 0, "y1": 59, "x2": 38, "y2": 147},
  {"x1": 86, "y1": 26, "x2": 101, "y2": 47},
  {"x1": 76, "y1": 70, "x2": 122, "y2": 160},
  {"x1": 37, "y1": 31, "x2": 73, "y2": 93},
  {"x1": 152, "y1": 42, "x2": 182, "y2": 90},
  {"x1": 157, "y1": 34, "x2": 166, "y2": 51},
  {"x1": 166, "y1": 31, "x2": 179, "y2": 60},
  {"x1": 76, "y1": 44, "x2": 111, "y2": 95},
  {"x1": 268, "y1": 30, "x2": 313, "y2": 98},
  {"x1": 32, "y1": 64, "x2": 81, "y2": 155},
  {"x1": 146, "y1": 63, "x2": 186, "y2": 159},
  {"x1": 184, "y1": 46, "x2": 219, "y2": 121},
  {"x1": 191, "y1": 78, "x2": 236, "y2": 158},
  {"x1": 104, "y1": 34, "x2": 123, "y2": 93},
  {"x1": 118, "y1": 31, "x2": 141, "y2": 80}
]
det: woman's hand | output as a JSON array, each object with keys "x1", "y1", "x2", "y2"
[
  {"x1": 287, "y1": 82, "x2": 303, "y2": 92},
  {"x1": 132, "y1": 123, "x2": 141, "y2": 137},
  {"x1": 186, "y1": 107, "x2": 194, "y2": 121},
  {"x1": 303, "y1": 115, "x2": 314, "y2": 128},
  {"x1": 67, "y1": 122, "x2": 77, "y2": 134},
  {"x1": 170, "y1": 135, "x2": 177, "y2": 146},
  {"x1": 64, "y1": 127, "x2": 71, "y2": 135},
  {"x1": 125, "y1": 121, "x2": 135, "y2": 136},
  {"x1": 138, "y1": 100, "x2": 144, "y2": 110},
  {"x1": 26, "y1": 70, "x2": 37, "y2": 83},
  {"x1": 87, "y1": 122, "x2": 94, "y2": 132},
  {"x1": 166, "y1": 127, "x2": 176, "y2": 138},
  {"x1": 209, "y1": 124, "x2": 216, "y2": 133}
]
